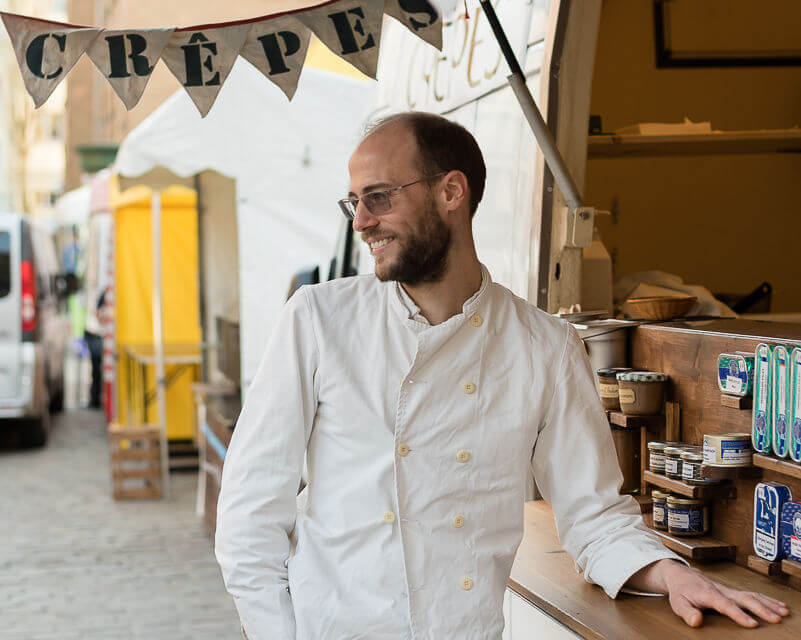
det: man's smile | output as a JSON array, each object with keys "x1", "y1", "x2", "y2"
[{"x1": 366, "y1": 236, "x2": 396, "y2": 255}]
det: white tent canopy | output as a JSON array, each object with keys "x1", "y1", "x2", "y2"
[{"x1": 115, "y1": 59, "x2": 375, "y2": 389}]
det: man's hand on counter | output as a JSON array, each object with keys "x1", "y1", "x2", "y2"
[{"x1": 627, "y1": 559, "x2": 790, "y2": 628}]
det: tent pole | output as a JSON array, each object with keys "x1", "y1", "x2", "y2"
[
  {"x1": 478, "y1": 0, "x2": 584, "y2": 212},
  {"x1": 151, "y1": 192, "x2": 170, "y2": 500}
]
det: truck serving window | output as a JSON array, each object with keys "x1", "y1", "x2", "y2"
[{"x1": 0, "y1": 232, "x2": 10, "y2": 298}]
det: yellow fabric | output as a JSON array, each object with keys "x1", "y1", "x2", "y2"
[{"x1": 112, "y1": 183, "x2": 201, "y2": 440}]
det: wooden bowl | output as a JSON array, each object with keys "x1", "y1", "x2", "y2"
[{"x1": 625, "y1": 296, "x2": 697, "y2": 321}]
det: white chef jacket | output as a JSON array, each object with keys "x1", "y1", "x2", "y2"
[{"x1": 215, "y1": 265, "x2": 682, "y2": 640}]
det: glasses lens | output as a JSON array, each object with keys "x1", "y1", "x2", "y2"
[
  {"x1": 363, "y1": 191, "x2": 391, "y2": 214},
  {"x1": 338, "y1": 199, "x2": 356, "y2": 220}
]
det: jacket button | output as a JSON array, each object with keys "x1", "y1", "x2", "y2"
[
  {"x1": 456, "y1": 449, "x2": 471, "y2": 463},
  {"x1": 469, "y1": 313, "x2": 483, "y2": 327},
  {"x1": 453, "y1": 515, "x2": 465, "y2": 528},
  {"x1": 461, "y1": 577, "x2": 474, "y2": 591},
  {"x1": 383, "y1": 511, "x2": 395, "y2": 523},
  {"x1": 462, "y1": 381, "x2": 476, "y2": 395},
  {"x1": 397, "y1": 443, "x2": 410, "y2": 457}
]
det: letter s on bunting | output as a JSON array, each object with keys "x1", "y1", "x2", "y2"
[
  {"x1": 384, "y1": 0, "x2": 442, "y2": 51},
  {"x1": 86, "y1": 28, "x2": 175, "y2": 110},
  {"x1": 297, "y1": 0, "x2": 384, "y2": 78},
  {"x1": 0, "y1": 12, "x2": 102, "y2": 108},
  {"x1": 160, "y1": 23, "x2": 252, "y2": 117},
  {"x1": 240, "y1": 15, "x2": 310, "y2": 100}
]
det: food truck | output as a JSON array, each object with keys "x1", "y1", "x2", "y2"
[{"x1": 365, "y1": 0, "x2": 801, "y2": 637}]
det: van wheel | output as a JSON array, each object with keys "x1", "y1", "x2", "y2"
[{"x1": 24, "y1": 390, "x2": 51, "y2": 448}]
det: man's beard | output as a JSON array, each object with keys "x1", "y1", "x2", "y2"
[{"x1": 374, "y1": 195, "x2": 451, "y2": 286}]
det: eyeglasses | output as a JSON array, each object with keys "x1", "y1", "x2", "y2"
[{"x1": 338, "y1": 172, "x2": 446, "y2": 220}]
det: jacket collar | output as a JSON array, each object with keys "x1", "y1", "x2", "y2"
[{"x1": 390, "y1": 263, "x2": 492, "y2": 327}]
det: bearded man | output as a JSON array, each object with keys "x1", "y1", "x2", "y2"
[{"x1": 215, "y1": 112, "x2": 789, "y2": 639}]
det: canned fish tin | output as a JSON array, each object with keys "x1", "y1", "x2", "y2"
[
  {"x1": 667, "y1": 496, "x2": 709, "y2": 536},
  {"x1": 651, "y1": 491, "x2": 669, "y2": 531},
  {"x1": 781, "y1": 501, "x2": 801, "y2": 563},
  {"x1": 772, "y1": 345, "x2": 791, "y2": 458},
  {"x1": 791, "y1": 347, "x2": 801, "y2": 463},
  {"x1": 717, "y1": 352, "x2": 755, "y2": 397},
  {"x1": 703, "y1": 433, "x2": 752, "y2": 467},
  {"x1": 752, "y1": 343, "x2": 773, "y2": 453},
  {"x1": 754, "y1": 482, "x2": 792, "y2": 561}
]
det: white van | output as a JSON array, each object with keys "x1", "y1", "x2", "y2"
[{"x1": 0, "y1": 213, "x2": 68, "y2": 445}]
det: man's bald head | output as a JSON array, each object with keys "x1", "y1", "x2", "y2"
[{"x1": 362, "y1": 112, "x2": 486, "y2": 218}]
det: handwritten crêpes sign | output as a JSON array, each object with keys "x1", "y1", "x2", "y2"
[{"x1": 0, "y1": 0, "x2": 441, "y2": 117}]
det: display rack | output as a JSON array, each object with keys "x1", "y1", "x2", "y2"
[
  {"x1": 643, "y1": 515, "x2": 736, "y2": 560},
  {"x1": 643, "y1": 470, "x2": 736, "y2": 500}
]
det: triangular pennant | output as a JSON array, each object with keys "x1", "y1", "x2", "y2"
[
  {"x1": 240, "y1": 15, "x2": 310, "y2": 101},
  {"x1": 297, "y1": 0, "x2": 384, "y2": 79},
  {"x1": 383, "y1": 0, "x2": 442, "y2": 51},
  {"x1": 160, "y1": 23, "x2": 252, "y2": 117},
  {"x1": 0, "y1": 12, "x2": 102, "y2": 108},
  {"x1": 86, "y1": 28, "x2": 175, "y2": 110}
]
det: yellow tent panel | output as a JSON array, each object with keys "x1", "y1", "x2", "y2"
[{"x1": 111, "y1": 182, "x2": 201, "y2": 440}]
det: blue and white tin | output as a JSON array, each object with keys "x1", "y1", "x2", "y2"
[
  {"x1": 753, "y1": 482, "x2": 792, "y2": 561},
  {"x1": 781, "y1": 501, "x2": 801, "y2": 563},
  {"x1": 752, "y1": 343, "x2": 773, "y2": 453},
  {"x1": 717, "y1": 352, "x2": 755, "y2": 397},
  {"x1": 772, "y1": 345, "x2": 791, "y2": 458},
  {"x1": 790, "y1": 347, "x2": 801, "y2": 463}
]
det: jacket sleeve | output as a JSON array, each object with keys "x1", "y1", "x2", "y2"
[
  {"x1": 215, "y1": 288, "x2": 319, "y2": 639},
  {"x1": 531, "y1": 324, "x2": 685, "y2": 599}
]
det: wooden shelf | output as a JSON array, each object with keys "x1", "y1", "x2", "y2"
[
  {"x1": 783, "y1": 559, "x2": 801, "y2": 579},
  {"x1": 634, "y1": 494, "x2": 653, "y2": 514},
  {"x1": 643, "y1": 470, "x2": 736, "y2": 499},
  {"x1": 587, "y1": 128, "x2": 801, "y2": 158},
  {"x1": 606, "y1": 411, "x2": 664, "y2": 430},
  {"x1": 700, "y1": 464, "x2": 762, "y2": 480},
  {"x1": 748, "y1": 555, "x2": 784, "y2": 577},
  {"x1": 753, "y1": 454, "x2": 801, "y2": 480},
  {"x1": 644, "y1": 515, "x2": 736, "y2": 560},
  {"x1": 720, "y1": 394, "x2": 752, "y2": 410}
]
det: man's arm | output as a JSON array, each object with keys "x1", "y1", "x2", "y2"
[{"x1": 215, "y1": 289, "x2": 319, "y2": 640}]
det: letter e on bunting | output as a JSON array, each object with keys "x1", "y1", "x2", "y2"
[
  {"x1": 160, "y1": 23, "x2": 251, "y2": 117},
  {"x1": 86, "y1": 28, "x2": 175, "y2": 110},
  {"x1": 240, "y1": 15, "x2": 310, "y2": 100},
  {"x1": 384, "y1": 0, "x2": 441, "y2": 50},
  {"x1": 0, "y1": 12, "x2": 102, "y2": 108},
  {"x1": 298, "y1": 0, "x2": 384, "y2": 78}
]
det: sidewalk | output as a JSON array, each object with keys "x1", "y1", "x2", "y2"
[{"x1": 0, "y1": 409, "x2": 241, "y2": 640}]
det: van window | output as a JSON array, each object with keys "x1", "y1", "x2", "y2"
[{"x1": 0, "y1": 232, "x2": 10, "y2": 298}]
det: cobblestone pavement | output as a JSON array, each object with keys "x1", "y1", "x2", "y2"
[{"x1": 0, "y1": 409, "x2": 241, "y2": 640}]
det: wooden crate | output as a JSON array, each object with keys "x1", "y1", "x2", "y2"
[{"x1": 108, "y1": 423, "x2": 163, "y2": 500}]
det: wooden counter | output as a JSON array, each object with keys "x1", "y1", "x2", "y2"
[{"x1": 509, "y1": 501, "x2": 801, "y2": 639}]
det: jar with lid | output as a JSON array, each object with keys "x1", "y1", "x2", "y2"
[
  {"x1": 681, "y1": 450, "x2": 719, "y2": 485},
  {"x1": 651, "y1": 491, "x2": 669, "y2": 531},
  {"x1": 596, "y1": 368, "x2": 632, "y2": 411},
  {"x1": 647, "y1": 441, "x2": 667, "y2": 474},
  {"x1": 616, "y1": 371, "x2": 668, "y2": 415},
  {"x1": 664, "y1": 446, "x2": 686, "y2": 480},
  {"x1": 667, "y1": 496, "x2": 709, "y2": 536}
]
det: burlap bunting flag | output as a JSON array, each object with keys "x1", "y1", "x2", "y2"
[
  {"x1": 0, "y1": 0, "x2": 442, "y2": 117},
  {"x1": 86, "y1": 28, "x2": 175, "y2": 110},
  {"x1": 0, "y1": 12, "x2": 102, "y2": 108}
]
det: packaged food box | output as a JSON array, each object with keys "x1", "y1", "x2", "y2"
[
  {"x1": 781, "y1": 500, "x2": 801, "y2": 563},
  {"x1": 754, "y1": 482, "x2": 792, "y2": 561},
  {"x1": 772, "y1": 345, "x2": 791, "y2": 458},
  {"x1": 790, "y1": 347, "x2": 801, "y2": 463},
  {"x1": 752, "y1": 343, "x2": 773, "y2": 453}
]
